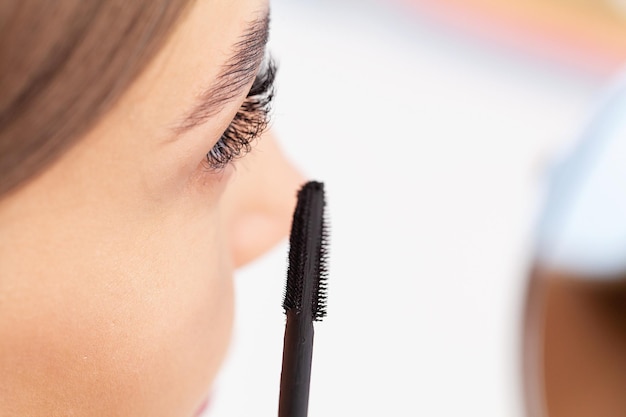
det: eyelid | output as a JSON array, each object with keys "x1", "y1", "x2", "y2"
[
  {"x1": 246, "y1": 55, "x2": 276, "y2": 97},
  {"x1": 203, "y1": 58, "x2": 277, "y2": 171},
  {"x1": 172, "y1": 14, "x2": 271, "y2": 136}
]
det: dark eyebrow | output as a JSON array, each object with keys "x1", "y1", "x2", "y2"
[{"x1": 174, "y1": 11, "x2": 270, "y2": 134}]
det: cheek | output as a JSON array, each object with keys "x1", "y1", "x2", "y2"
[
  {"x1": 0, "y1": 207, "x2": 236, "y2": 417},
  {"x1": 5, "y1": 280, "x2": 234, "y2": 416},
  {"x1": 0, "y1": 107, "x2": 241, "y2": 415},
  {"x1": 89, "y1": 216, "x2": 237, "y2": 416}
]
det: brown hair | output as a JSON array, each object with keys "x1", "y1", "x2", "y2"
[{"x1": 0, "y1": 1, "x2": 194, "y2": 197}]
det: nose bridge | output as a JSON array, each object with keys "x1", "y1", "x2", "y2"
[{"x1": 223, "y1": 131, "x2": 305, "y2": 267}]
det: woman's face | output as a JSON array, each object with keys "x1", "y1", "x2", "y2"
[{"x1": 0, "y1": 0, "x2": 302, "y2": 415}]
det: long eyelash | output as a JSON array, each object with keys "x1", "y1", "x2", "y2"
[{"x1": 205, "y1": 58, "x2": 277, "y2": 170}]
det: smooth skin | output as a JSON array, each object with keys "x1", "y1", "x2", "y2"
[{"x1": 0, "y1": 0, "x2": 303, "y2": 415}]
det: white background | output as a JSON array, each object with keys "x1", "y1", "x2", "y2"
[{"x1": 205, "y1": 0, "x2": 609, "y2": 415}]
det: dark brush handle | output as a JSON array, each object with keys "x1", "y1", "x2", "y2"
[{"x1": 278, "y1": 309, "x2": 314, "y2": 417}]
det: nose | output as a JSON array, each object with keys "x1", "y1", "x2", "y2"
[{"x1": 221, "y1": 131, "x2": 305, "y2": 267}]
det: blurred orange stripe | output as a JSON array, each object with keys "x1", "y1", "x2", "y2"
[{"x1": 398, "y1": 0, "x2": 626, "y2": 77}]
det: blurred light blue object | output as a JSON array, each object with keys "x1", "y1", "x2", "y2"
[{"x1": 536, "y1": 73, "x2": 626, "y2": 277}]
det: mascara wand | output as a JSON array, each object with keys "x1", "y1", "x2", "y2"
[{"x1": 279, "y1": 181, "x2": 328, "y2": 417}]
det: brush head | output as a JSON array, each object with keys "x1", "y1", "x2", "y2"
[{"x1": 283, "y1": 181, "x2": 329, "y2": 321}]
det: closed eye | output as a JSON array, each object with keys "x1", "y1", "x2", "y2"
[{"x1": 203, "y1": 57, "x2": 276, "y2": 171}]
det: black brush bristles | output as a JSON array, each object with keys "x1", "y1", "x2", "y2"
[
  {"x1": 279, "y1": 180, "x2": 329, "y2": 417},
  {"x1": 312, "y1": 214, "x2": 329, "y2": 320},
  {"x1": 283, "y1": 181, "x2": 329, "y2": 321}
]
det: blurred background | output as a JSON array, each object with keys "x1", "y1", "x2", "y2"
[{"x1": 205, "y1": 0, "x2": 626, "y2": 415}]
